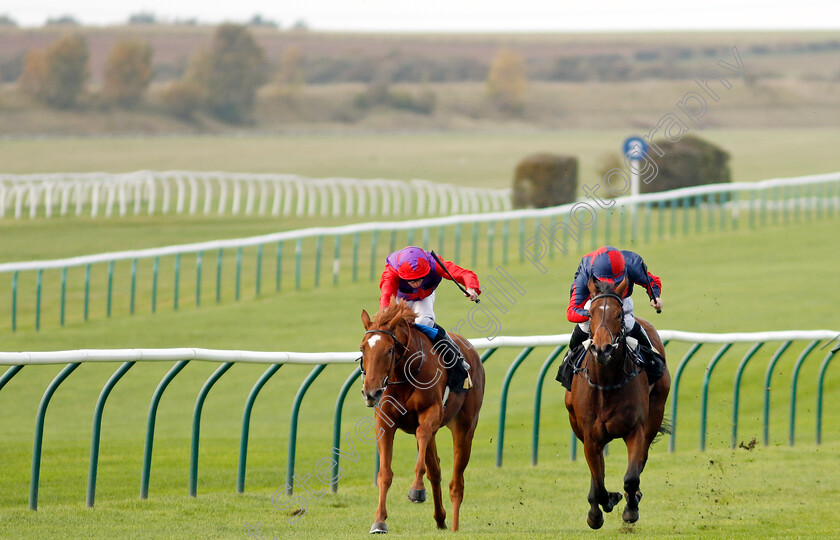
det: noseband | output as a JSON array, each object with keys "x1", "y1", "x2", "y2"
[{"x1": 359, "y1": 326, "x2": 413, "y2": 387}]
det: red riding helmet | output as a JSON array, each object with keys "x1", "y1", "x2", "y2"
[{"x1": 590, "y1": 246, "x2": 626, "y2": 283}]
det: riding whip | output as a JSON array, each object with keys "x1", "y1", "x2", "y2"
[{"x1": 430, "y1": 251, "x2": 480, "y2": 304}]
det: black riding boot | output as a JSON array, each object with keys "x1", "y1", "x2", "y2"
[
  {"x1": 627, "y1": 322, "x2": 665, "y2": 384},
  {"x1": 431, "y1": 323, "x2": 469, "y2": 392},
  {"x1": 556, "y1": 325, "x2": 589, "y2": 390}
]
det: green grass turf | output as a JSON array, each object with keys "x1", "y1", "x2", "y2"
[
  {"x1": 1, "y1": 210, "x2": 838, "y2": 537},
  {"x1": 1, "y1": 128, "x2": 839, "y2": 189}
]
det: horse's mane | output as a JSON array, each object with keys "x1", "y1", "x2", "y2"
[
  {"x1": 372, "y1": 299, "x2": 417, "y2": 328},
  {"x1": 593, "y1": 279, "x2": 617, "y2": 295}
]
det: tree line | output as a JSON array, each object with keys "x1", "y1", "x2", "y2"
[{"x1": 11, "y1": 24, "x2": 532, "y2": 123}]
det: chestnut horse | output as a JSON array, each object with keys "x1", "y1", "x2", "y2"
[
  {"x1": 359, "y1": 300, "x2": 485, "y2": 534},
  {"x1": 564, "y1": 278, "x2": 671, "y2": 529}
]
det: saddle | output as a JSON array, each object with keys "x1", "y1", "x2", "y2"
[{"x1": 556, "y1": 338, "x2": 665, "y2": 391}]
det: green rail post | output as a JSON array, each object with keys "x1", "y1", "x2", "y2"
[
  {"x1": 731, "y1": 342, "x2": 764, "y2": 449},
  {"x1": 488, "y1": 222, "x2": 495, "y2": 267},
  {"x1": 656, "y1": 201, "x2": 664, "y2": 241},
  {"x1": 106, "y1": 262, "x2": 113, "y2": 318},
  {"x1": 496, "y1": 347, "x2": 535, "y2": 467},
  {"x1": 0, "y1": 365, "x2": 24, "y2": 392},
  {"x1": 215, "y1": 249, "x2": 223, "y2": 303},
  {"x1": 502, "y1": 220, "x2": 510, "y2": 265},
  {"x1": 481, "y1": 348, "x2": 498, "y2": 364},
  {"x1": 681, "y1": 197, "x2": 689, "y2": 236},
  {"x1": 518, "y1": 218, "x2": 525, "y2": 263},
  {"x1": 234, "y1": 248, "x2": 242, "y2": 301},
  {"x1": 315, "y1": 235, "x2": 323, "y2": 287},
  {"x1": 352, "y1": 232, "x2": 360, "y2": 283},
  {"x1": 141, "y1": 360, "x2": 190, "y2": 499},
  {"x1": 793, "y1": 185, "x2": 801, "y2": 223},
  {"x1": 60, "y1": 267, "x2": 67, "y2": 325},
  {"x1": 620, "y1": 206, "x2": 627, "y2": 245},
  {"x1": 471, "y1": 223, "x2": 479, "y2": 268},
  {"x1": 331, "y1": 367, "x2": 363, "y2": 493},
  {"x1": 407, "y1": 228, "x2": 414, "y2": 246},
  {"x1": 296, "y1": 238, "x2": 303, "y2": 290},
  {"x1": 83, "y1": 264, "x2": 92, "y2": 321},
  {"x1": 286, "y1": 364, "x2": 327, "y2": 495},
  {"x1": 548, "y1": 216, "x2": 555, "y2": 260},
  {"x1": 763, "y1": 341, "x2": 792, "y2": 446},
  {"x1": 456, "y1": 223, "x2": 463, "y2": 263},
  {"x1": 275, "y1": 242, "x2": 282, "y2": 292},
  {"x1": 174, "y1": 254, "x2": 181, "y2": 310},
  {"x1": 195, "y1": 252, "x2": 202, "y2": 307},
  {"x1": 700, "y1": 343, "x2": 732, "y2": 451},
  {"x1": 87, "y1": 361, "x2": 136, "y2": 507},
  {"x1": 237, "y1": 364, "x2": 283, "y2": 493},
  {"x1": 333, "y1": 236, "x2": 341, "y2": 286},
  {"x1": 531, "y1": 345, "x2": 566, "y2": 466},
  {"x1": 30, "y1": 362, "x2": 81, "y2": 510},
  {"x1": 816, "y1": 349, "x2": 838, "y2": 445},
  {"x1": 151, "y1": 258, "x2": 158, "y2": 313},
  {"x1": 788, "y1": 340, "x2": 820, "y2": 447},
  {"x1": 631, "y1": 205, "x2": 640, "y2": 244},
  {"x1": 190, "y1": 362, "x2": 234, "y2": 497},
  {"x1": 720, "y1": 191, "x2": 728, "y2": 231},
  {"x1": 670, "y1": 198, "x2": 678, "y2": 238},
  {"x1": 694, "y1": 195, "x2": 702, "y2": 234},
  {"x1": 11, "y1": 271, "x2": 18, "y2": 332},
  {"x1": 422, "y1": 227, "x2": 429, "y2": 250},
  {"x1": 255, "y1": 245, "x2": 263, "y2": 296},
  {"x1": 370, "y1": 230, "x2": 379, "y2": 281},
  {"x1": 130, "y1": 259, "x2": 137, "y2": 314},
  {"x1": 35, "y1": 269, "x2": 43, "y2": 331},
  {"x1": 669, "y1": 343, "x2": 703, "y2": 453}
]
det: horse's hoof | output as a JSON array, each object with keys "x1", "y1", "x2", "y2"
[
  {"x1": 622, "y1": 506, "x2": 640, "y2": 523},
  {"x1": 603, "y1": 491, "x2": 622, "y2": 512},
  {"x1": 587, "y1": 511, "x2": 604, "y2": 529},
  {"x1": 407, "y1": 488, "x2": 426, "y2": 503},
  {"x1": 369, "y1": 521, "x2": 389, "y2": 534}
]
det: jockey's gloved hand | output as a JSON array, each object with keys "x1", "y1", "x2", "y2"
[
  {"x1": 465, "y1": 288, "x2": 479, "y2": 302},
  {"x1": 650, "y1": 297, "x2": 663, "y2": 311}
]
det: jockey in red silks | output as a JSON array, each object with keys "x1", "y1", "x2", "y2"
[
  {"x1": 379, "y1": 246, "x2": 480, "y2": 392},
  {"x1": 558, "y1": 246, "x2": 663, "y2": 390}
]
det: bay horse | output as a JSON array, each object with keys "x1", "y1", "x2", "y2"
[
  {"x1": 564, "y1": 277, "x2": 671, "y2": 529},
  {"x1": 359, "y1": 300, "x2": 485, "y2": 534}
]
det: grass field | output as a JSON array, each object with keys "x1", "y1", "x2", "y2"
[
  {"x1": 1, "y1": 201, "x2": 839, "y2": 538},
  {"x1": 2, "y1": 128, "x2": 840, "y2": 190}
]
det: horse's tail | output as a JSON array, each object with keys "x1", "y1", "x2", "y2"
[{"x1": 652, "y1": 415, "x2": 673, "y2": 444}]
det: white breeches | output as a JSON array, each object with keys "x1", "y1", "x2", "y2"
[
  {"x1": 577, "y1": 296, "x2": 635, "y2": 333},
  {"x1": 406, "y1": 292, "x2": 436, "y2": 327}
]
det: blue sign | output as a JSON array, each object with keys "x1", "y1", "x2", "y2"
[{"x1": 623, "y1": 136, "x2": 648, "y2": 159}]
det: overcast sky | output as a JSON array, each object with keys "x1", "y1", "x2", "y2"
[{"x1": 4, "y1": 1, "x2": 839, "y2": 31}]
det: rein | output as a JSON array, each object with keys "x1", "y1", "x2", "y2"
[{"x1": 360, "y1": 324, "x2": 416, "y2": 386}]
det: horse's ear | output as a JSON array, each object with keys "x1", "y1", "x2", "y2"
[
  {"x1": 588, "y1": 277, "x2": 599, "y2": 296},
  {"x1": 361, "y1": 309, "x2": 372, "y2": 330},
  {"x1": 615, "y1": 277, "x2": 629, "y2": 296}
]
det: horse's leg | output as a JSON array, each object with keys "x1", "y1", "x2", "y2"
[
  {"x1": 622, "y1": 427, "x2": 649, "y2": 524},
  {"x1": 583, "y1": 440, "x2": 621, "y2": 529},
  {"x1": 448, "y1": 415, "x2": 477, "y2": 532},
  {"x1": 424, "y1": 435, "x2": 447, "y2": 529},
  {"x1": 370, "y1": 426, "x2": 396, "y2": 534},
  {"x1": 408, "y1": 405, "x2": 441, "y2": 504}
]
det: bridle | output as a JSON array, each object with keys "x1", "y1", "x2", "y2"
[
  {"x1": 589, "y1": 292, "x2": 627, "y2": 357},
  {"x1": 573, "y1": 291, "x2": 641, "y2": 391},
  {"x1": 358, "y1": 324, "x2": 414, "y2": 387}
]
